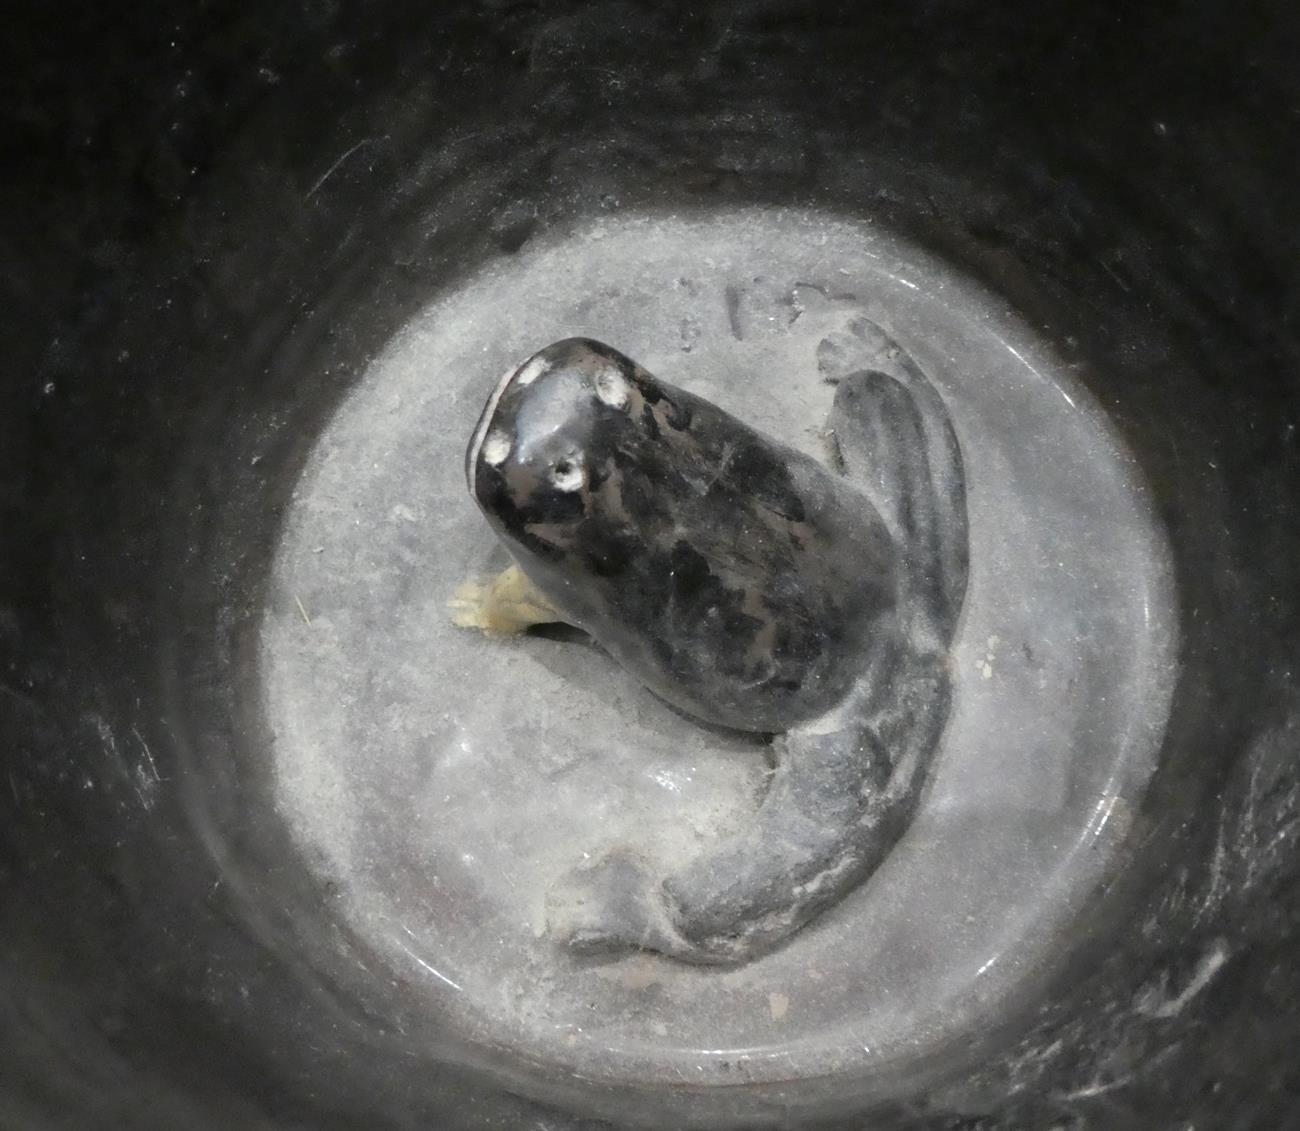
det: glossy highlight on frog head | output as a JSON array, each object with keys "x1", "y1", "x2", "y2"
[{"x1": 466, "y1": 339, "x2": 641, "y2": 557}]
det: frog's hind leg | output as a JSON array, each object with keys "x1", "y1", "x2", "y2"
[
  {"x1": 449, "y1": 563, "x2": 564, "y2": 635},
  {"x1": 658, "y1": 634, "x2": 951, "y2": 963},
  {"x1": 543, "y1": 638, "x2": 954, "y2": 966},
  {"x1": 827, "y1": 336, "x2": 968, "y2": 645}
]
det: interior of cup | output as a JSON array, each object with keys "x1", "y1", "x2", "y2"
[{"x1": 3, "y1": 3, "x2": 1299, "y2": 1128}]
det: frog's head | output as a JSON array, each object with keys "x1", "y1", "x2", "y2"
[{"x1": 466, "y1": 338, "x2": 657, "y2": 591}]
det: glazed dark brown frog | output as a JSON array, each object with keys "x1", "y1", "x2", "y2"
[{"x1": 458, "y1": 328, "x2": 967, "y2": 964}]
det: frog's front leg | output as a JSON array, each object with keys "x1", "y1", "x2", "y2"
[{"x1": 449, "y1": 563, "x2": 564, "y2": 635}]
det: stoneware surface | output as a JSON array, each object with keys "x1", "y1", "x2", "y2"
[{"x1": 2, "y1": 2, "x2": 1299, "y2": 1128}]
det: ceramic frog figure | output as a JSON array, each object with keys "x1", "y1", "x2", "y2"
[{"x1": 456, "y1": 325, "x2": 966, "y2": 964}]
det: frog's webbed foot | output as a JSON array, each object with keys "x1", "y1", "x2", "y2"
[
  {"x1": 817, "y1": 314, "x2": 910, "y2": 386},
  {"x1": 546, "y1": 849, "x2": 697, "y2": 962},
  {"x1": 449, "y1": 563, "x2": 564, "y2": 636}
]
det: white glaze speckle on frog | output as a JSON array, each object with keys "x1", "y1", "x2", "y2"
[{"x1": 464, "y1": 333, "x2": 967, "y2": 963}]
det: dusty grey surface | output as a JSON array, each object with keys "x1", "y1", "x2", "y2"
[{"x1": 260, "y1": 207, "x2": 1176, "y2": 1086}]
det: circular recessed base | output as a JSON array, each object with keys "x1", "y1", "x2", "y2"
[{"x1": 260, "y1": 207, "x2": 1175, "y2": 1096}]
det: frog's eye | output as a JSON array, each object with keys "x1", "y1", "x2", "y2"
[
  {"x1": 594, "y1": 366, "x2": 630, "y2": 410},
  {"x1": 480, "y1": 429, "x2": 512, "y2": 467},
  {"x1": 551, "y1": 456, "x2": 585, "y2": 492}
]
